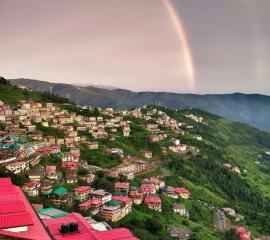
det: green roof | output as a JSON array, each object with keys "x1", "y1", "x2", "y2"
[
  {"x1": 42, "y1": 190, "x2": 53, "y2": 196},
  {"x1": 53, "y1": 187, "x2": 67, "y2": 196},
  {"x1": 37, "y1": 207, "x2": 69, "y2": 218},
  {"x1": 105, "y1": 200, "x2": 122, "y2": 207},
  {"x1": 113, "y1": 191, "x2": 127, "y2": 197},
  {"x1": 37, "y1": 207, "x2": 54, "y2": 213}
]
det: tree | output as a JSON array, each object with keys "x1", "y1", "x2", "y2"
[
  {"x1": 223, "y1": 229, "x2": 239, "y2": 240},
  {"x1": 0, "y1": 77, "x2": 10, "y2": 85},
  {"x1": 145, "y1": 217, "x2": 162, "y2": 234},
  {"x1": 78, "y1": 167, "x2": 88, "y2": 176},
  {"x1": 0, "y1": 122, "x2": 6, "y2": 131}
]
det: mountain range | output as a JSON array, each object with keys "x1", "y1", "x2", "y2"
[{"x1": 9, "y1": 78, "x2": 270, "y2": 132}]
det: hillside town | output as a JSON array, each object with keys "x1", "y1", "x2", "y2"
[{"x1": 0, "y1": 98, "x2": 267, "y2": 240}]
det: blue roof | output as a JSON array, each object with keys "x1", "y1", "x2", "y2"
[{"x1": 0, "y1": 143, "x2": 20, "y2": 149}]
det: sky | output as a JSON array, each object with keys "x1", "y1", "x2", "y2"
[{"x1": 0, "y1": 0, "x2": 269, "y2": 94}]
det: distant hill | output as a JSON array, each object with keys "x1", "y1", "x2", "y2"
[{"x1": 9, "y1": 78, "x2": 270, "y2": 132}]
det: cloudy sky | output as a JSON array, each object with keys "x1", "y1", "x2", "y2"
[{"x1": 0, "y1": 0, "x2": 269, "y2": 94}]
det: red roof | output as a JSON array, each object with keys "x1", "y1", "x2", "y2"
[
  {"x1": 129, "y1": 190, "x2": 142, "y2": 197},
  {"x1": 50, "y1": 145, "x2": 60, "y2": 150},
  {"x1": 45, "y1": 166, "x2": 56, "y2": 173},
  {"x1": 79, "y1": 199, "x2": 102, "y2": 207},
  {"x1": 62, "y1": 162, "x2": 79, "y2": 168},
  {"x1": 0, "y1": 185, "x2": 18, "y2": 194},
  {"x1": 0, "y1": 193, "x2": 21, "y2": 203},
  {"x1": 115, "y1": 182, "x2": 129, "y2": 187},
  {"x1": 23, "y1": 181, "x2": 37, "y2": 189},
  {"x1": 174, "y1": 187, "x2": 190, "y2": 194},
  {"x1": 0, "y1": 177, "x2": 11, "y2": 186},
  {"x1": 44, "y1": 212, "x2": 138, "y2": 240},
  {"x1": 75, "y1": 186, "x2": 90, "y2": 193},
  {"x1": 149, "y1": 177, "x2": 161, "y2": 184},
  {"x1": 140, "y1": 184, "x2": 155, "y2": 193},
  {"x1": 3, "y1": 139, "x2": 15, "y2": 143},
  {"x1": 144, "y1": 196, "x2": 161, "y2": 204},
  {"x1": 112, "y1": 196, "x2": 132, "y2": 204},
  {"x1": 95, "y1": 228, "x2": 139, "y2": 240},
  {"x1": 37, "y1": 146, "x2": 60, "y2": 154},
  {"x1": 0, "y1": 178, "x2": 51, "y2": 239},
  {"x1": 0, "y1": 202, "x2": 26, "y2": 214},
  {"x1": 235, "y1": 227, "x2": 247, "y2": 234},
  {"x1": 0, "y1": 212, "x2": 33, "y2": 229}
]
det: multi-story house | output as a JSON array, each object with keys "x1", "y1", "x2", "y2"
[
  {"x1": 5, "y1": 161, "x2": 29, "y2": 174},
  {"x1": 100, "y1": 198, "x2": 131, "y2": 222},
  {"x1": 91, "y1": 189, "x2": 112, "y2": 204},
  {"x1": 22, "y1": 181, "x2": 40, "y2": 197},
  {"x1": 140, "y1": 183, "x2": 156, "y2": 195},
  {"x1": 129, "y1": 190, "x2": 143, "y2": 205},
  {"x1": 115, "y1": 182, "x2": 129, "y2": 193},
  {"x1": 172, "y1": 203, "x2": 189, "y2": 218},
  {"x1": 49, "y1": 187, "x2": 74, "y2": 207},
  {"x1": 74, "y1": 186, "x2": 91, "y2": 202},
  {"x1": 174, "y1": 187, "x2": 191, "y2": 199},
  {"x1": 79, "y1": 198, "x2": 102, "y2": 214},
  {"x1": 45, "y1": 166, "x2": 57, "y2": 180},
  {"x1": 144, "y1": 194, "x2": 162, "y2": 212}
]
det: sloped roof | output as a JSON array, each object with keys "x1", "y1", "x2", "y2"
[
  {"x1": 43, "y1": 212, "x2": 138, "y2": 240},
  {"x1": 0, "y1": 178, "x2": 51, "y2": 240},
  {"x1": 53, "y1": 187, "x2": 67, "y2": 196},
  {"x1": 37, "y1": 207, "x2": 69, "y2": 218},
  {"x1": 105, "y1": 200, "x2": 122, "y2": 207}
]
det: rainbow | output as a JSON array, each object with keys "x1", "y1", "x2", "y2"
[{"x1": 162, "y1": 0, "x2": 195, "y2": 91}]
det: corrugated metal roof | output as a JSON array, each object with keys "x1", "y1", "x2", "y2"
[
  {"x1": 95, "y1": 228, "x2": 139, "y2": 240},
  {"x1": 0, "y1": 186, "x2": 17, "y2": 194},
  {"x1": 0, "y1": 193, "x2": 20, "y2": 202},
  {"x1": 37, "y1": 207, "x2": 68, "y2": 218},
  {"x1": 44, "y1": 212, "x2": 139, "y2": 240},
  {"x1": 0, "y1": 178, "x2": 12, "y2": 185},
  {"x1": 0, "y1": 178, "x2": 51, "y2": 239},
  {"x1": 0, "y1": 213, "x2": 33, "y2": 229},
  {"x1": 53, "y1": 187, "x2": 67, "y2": 196},
  {"x1": 0, "y1": 202, "x2": 26, "y2": 214},
  {"x1": 105, "y1": 200, "x2": 122, "y2": 207}
]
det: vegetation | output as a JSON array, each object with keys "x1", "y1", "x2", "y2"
[
  {"x1": 35, "y1": 123, "x2": 65, "y2": 138},
  {"x1": 0, "y1": 77, "x2": 69, "y2": 105}
]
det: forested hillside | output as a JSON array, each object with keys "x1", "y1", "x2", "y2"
[{"x1": 9, "y1": 78, "x2": 270, "y2": 132}]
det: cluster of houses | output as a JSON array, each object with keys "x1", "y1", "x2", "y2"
[
  {"x1": 26, "y1": 174, "x2": 190, "y2": 223},
  {"x1": 4, "y1": 99, "x2": 260, "y2": 239},
  {"x1": 169, "y1": 139, "x2": 200, "y2": 155},
  {"x1": 107, "y1": 156, "x2": 152, "y2": 180},
  {"x1": 0, "y1": 99, "x2": 132, "y2": 156},
  {"x1": 185, "y1": 113, "x2": 207, "y2": 125},
  {"x1": 0, "y1": 177, "x2": 139, "y2": 240},
  {"x1": 22, "y1": 175, "x2": 192, "y2": 223},
  {"x1": 1, "y1": 100, "x2": 203, "y2": 179}
]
